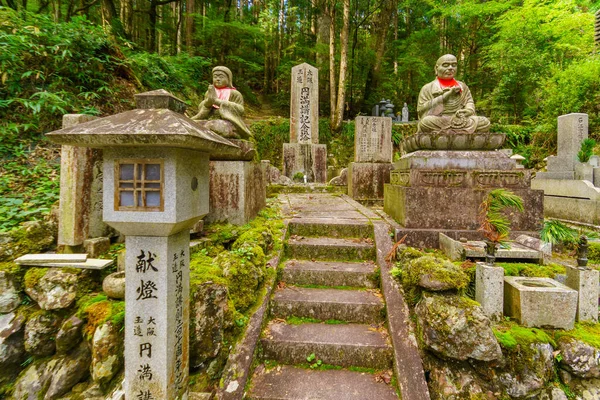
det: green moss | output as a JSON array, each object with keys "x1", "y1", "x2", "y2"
[
  {"x1": 497, "y1": 262, "x2": 566, "y2": 278},
  {"x1": 76, "y1": 293, "x2": 124, "y2": 338},
  {"x1": 217, "y1": 251, "x2": 265, "y2": 312},
  {"x1": 493, "y1": 321, "x2": 556, "y2": 351},
  {"x1": 0, "y1": 261, "x2": 26, "y2": 289},
  {"x1": 23, "y1": 267, "x2": 49, "y2": 288},
  {"x1": 402, "y1": 255, "x2": 470, "y2": 290},
  {"x1": 395, "y1": 246, "x2": 424, "y2": 264},
  {"x1": 0, "y1": 221, "x2": 56, "y2": 262},
  {"x1": 554, "y1": 322, "x2": 600, "y2": 349},
  {"x1": 190, "y1": 253, "x2": 227, "y2": 288},
  {"x1": 286, "y1": 316, "x2": 347, "y2": 325}
]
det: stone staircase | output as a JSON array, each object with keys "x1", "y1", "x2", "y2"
[{"x1": 246, "y1": 216, "x2": 400, "y2": 399}]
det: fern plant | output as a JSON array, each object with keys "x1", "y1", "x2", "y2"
[
  {"x1": 479, "y1": 189, "x2": 525, "y2": 245},
  {"x1": 577, "y1": 138, "x2": 597, "y2": 163}
]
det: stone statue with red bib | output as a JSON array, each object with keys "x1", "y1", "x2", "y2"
[{"x1": 417, "y1": 54, "x2": 490, "y2": 135}]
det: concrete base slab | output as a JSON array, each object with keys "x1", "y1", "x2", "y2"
[
  {"x1": 348, "y1": 162, "x2": 393, "y2": 201},
  {"x1": 206, "y1": 160, "x2": 266, "y2": 225},
  {"x1": 261, "y1": 321, "x2": 392, "y2": 369},
  {"x1": 271, "y1": 287, "x2": 384, "y2": 323},
  {"x1": 247, "y1": 365, "x2": 399, "y2": 400},
  {"x1": 283, "y1": 143, "x2": 327, "y2": 183},
  {"x1": 504, "y1": 276, "x2": 577, "y2": 330},
  {"x1": 439, "y1": 235, "x2": 542, "y2": 262},
  {"x1": 394, "y1": 227, "x2": 539, "y2": 249}
]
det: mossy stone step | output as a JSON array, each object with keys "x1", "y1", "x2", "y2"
[
  {"x1": 261, "y1": 321, "x2": 392, "y2": 369},
  {"x1": 247, "y1": 365, "x2": 399, "y2": 400},
  {"x1": 271, "y1": 287, "x2": 384, "y2": 324},
  {"x1": 287, "y1": 217, "x2": 373, "y2": 239},
  {"x1": 284, "y1": 237, "x2": 376, "y2": 261},
  {"x1": 281, "y1": 260, "x2": 378, "y2": 288}
]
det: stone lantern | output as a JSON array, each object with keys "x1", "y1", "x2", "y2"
[{"x1": 47, "y1": 89, "x2": 238, "y2": 400}]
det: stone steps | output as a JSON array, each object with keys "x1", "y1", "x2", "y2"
[
  {"x1": 261, "y1": 321, "x2": 392, "y2": 369},
  {"x1": 281, "y1": 260, "x2": 378, "y2": 288},
  {"x1": 270, "y1": 287, "x2": 385, "y2": 324},
  {"x1": 247, "y1": 365, "x2": 399, "y2": 400},
  {"x1": 287, "y1": 218, "x2": 373, "y2": 239},
  {"x1": 284, "y1": 237, "x2": 376, "y2": 261}
]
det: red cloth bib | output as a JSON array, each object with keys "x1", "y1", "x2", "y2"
[
  {"x1": 437, "y1": 77, "x2": 460, "y2": 89},
  {"x1": 213, "y1": 87, "x2": 235, "y2": 109}
]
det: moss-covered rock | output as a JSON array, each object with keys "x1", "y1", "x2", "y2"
[
  {"x1": 425, "y1": 358, "x2": 493, "y2": 399},
  {"x1": 0, "y1": 220, "x2": 57, "y2": 262},
  {"x1": 91, "y1": 321, "x2": 123, "y2": 387},
  {"x1": 25, "y1": 268, "x2": 79, "y2": 310},
  {"x1": 403, "y1": 255, "x2": 470, "y2": 291},
  {"x1": 0, "y1": 269, "x2": 21, "y2": 313},
  {"x1": 24, "y1": 310, "x2": 62, "y2": 357},
  {"x1": 557, "y1": 336, "x2": 600, "y2": 378},
  {"x1": 216, "y1": 251, "x2": 264, "y2": 312},
  {"x1": 415, "y1": 293, "x2": 502, "y2": 362},
  {"x1": 232, "y1": 226, "x2": 273, "y2": 254}
]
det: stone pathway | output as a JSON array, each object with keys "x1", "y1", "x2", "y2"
[{"x1": 246, "y1": 193, "x2": 401, "y2": 399}]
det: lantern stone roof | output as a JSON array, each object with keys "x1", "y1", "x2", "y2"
[{"x1": 46, "y1": 90, "x2": 240, "y2": 156}]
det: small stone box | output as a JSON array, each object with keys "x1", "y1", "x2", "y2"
[{"x1": 504, "y1": 277, "x2": 577, "y2": 330}]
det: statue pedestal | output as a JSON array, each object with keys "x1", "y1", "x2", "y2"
[
  {"x1": 283, "y1": 143, "x2": 327, "y2": 183},
  {"x1": 383, "y1": 150, "x2": 544, "y2": 248}
]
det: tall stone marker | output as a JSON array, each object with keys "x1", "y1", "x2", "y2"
[
  {"x1": 47, "y1": 89, "x2": 239, "y2": 400},
  {"x1": 283, "y1": 63, "x2": 327, "y2": 183},
  {"x1": 537, "y1": 113, "x2": 588, "y2": 180},
  {"x1": 348, "y1": 116, "x2": 393, "y2": 201}
]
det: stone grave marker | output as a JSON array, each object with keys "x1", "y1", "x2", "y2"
[
  {"x1": 538, "y1": 113, "x2": 588, "y2": 179},
  {"x1": 283, "y1": 63, "x2": 327, "y2": 183},
  {"x1": 354, "y1": 116, "x2": 392, "y2": 163},
  {"x1": 290, "y1": 63, "x2": 319, "y2": 144}
]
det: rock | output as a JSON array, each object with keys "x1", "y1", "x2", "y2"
[
  {"x1": 404, "y1": 255, "x2": 470, "y2": 291},
  {"x1": 91, "y1": 321, "x2": 123, "y2": 386},
  {"x1": 496, "y1": 343, "x2": 554, "y2": 398},
  {"x1": 265, "y1": 164, "x2": 292, "y2": 185},
  {"x1": 12, "y1": 358, "x2": 53, "y2": 400},
  {"x1": 56, "y1": 315, "x2": 84, "y2": 354},
  {"x1": 415, "y1": 293, "x2": 502, "y2": 361},
  {"x1": 328, "y1": 168, "x2": 348, "y2": 186},
  {"x1": 0, "y1": 219, "x2": 57, "y2": 262},
  {"x1": 102, "y1": 271, "x2": 125, "y2": 300},
  {"x1": 45, "y1": 342, "x2": 92, "y2": 399},
  {"x1": 427, "y1": 360, "x2": 492, "y2": 399},
  {"x1": 558, "y1": 337, "x2": 600, "y2": 379},
  {"x1": 0, "y1": 312, "x2": 26, "y2": 367},
  {"x1": 190, "y1": 282, "x2": 228, "y2": 368},
  {"x1": 25, "y1": 268, "x2": 78, "y2": 310},
  {"x1": 573, "y1": 378, "x2": 600, "y2": 400},
  {"x1": 539, "y1": 387, "x2": 568, "y2": 400},
  {"x1": 24, "y1": 311, "x2": 61, "y2": 356},
  {"x1": 0, "y1": 270, "x2": 20, "y2": 313},
  {"x1": 12, "y1": 342, "x2": 92, "y2": 400}
]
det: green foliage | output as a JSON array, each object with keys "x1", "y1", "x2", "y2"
[
  {"x1": 493, "y1": 321, "x2": 555, "y2": 351},
  {"x1": 540, "y1": 219, "x2": 599, "y2": 248},
  {"x1": 479, "y1": 189, "x2": 524, "y2": 243},
  {"x1": 578, "y1": 138, "x2": 597, "y2": 163}
]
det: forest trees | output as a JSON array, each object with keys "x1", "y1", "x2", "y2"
[{"x1": 0, "y1": 0, "x2": 597, "y2": 133}]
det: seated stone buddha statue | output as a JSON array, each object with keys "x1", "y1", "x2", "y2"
[
  {"x1": 417, "y1": 54, "x2": 490, "y2": 135},
  {"x1": 191, "y1": 66, "x2": 253, "y2": 140}
]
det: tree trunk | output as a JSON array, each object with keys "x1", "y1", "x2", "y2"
[
  {"x1": 120, "y1": 0, "x2": 133, "y2": 39},
  {"x1": 332, "y1": 0, "x2": 349, "y2": 131},
  {"x1": 328, "y1": 0, "x2": 336, "y2": 123},
  {"x1": 52, "y1": 0, "x2": 61, "y2": 22}
]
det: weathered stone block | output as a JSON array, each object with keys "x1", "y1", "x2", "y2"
[
  {"x1": 575, "y1": 162, "x2": 594, "y2": 182},
  {"x1": 476, "y1": 262, "x2": 504, "y2": 321},
  {"x1": 83, "y1": 237, "x2": 110, "y2": 258},
  {"x1": 439, "y1": 233, "x2": 465, "y2": 261},
  {"x1": 283, "y1": 143, "x2": 327, "y2": 183},
  {"x1": 504, "y1": 277, "x2": 577, "y2": 329},
  {"x1": 348, "y1": 162, "x2": 392, "y2": 201},
  {"x1": 565, "y1": 266, "x2": 599, "y2": 323},
  {"x1": 206, "y1": 160, "x2": 266, "y2": 225},
  {"x1": 556, "y1": 113, "x2": 588, "y2": 166}
]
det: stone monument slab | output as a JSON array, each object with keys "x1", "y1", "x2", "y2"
[
  {"x1": 290, "y1": 63, "x2": 319, "y2": 144},
  {"x1": 283, "y1": 143, "x2": 327, "y2": 183},
  {"x1": 354, "y1": 116, "x2": 392, "y2": 163},
  {"x1": 348, "y1": 162, "x2": 392, "y2": 201}
]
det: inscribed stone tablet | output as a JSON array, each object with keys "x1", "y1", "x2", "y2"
[
  {"x1": 290, "y1": 63, "x2": 319, "y2": 144},
  {"x1": 354, "y1": 116, "x2": 392, "y2": 163}
]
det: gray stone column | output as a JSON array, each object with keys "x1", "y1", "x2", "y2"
[
  {"x1": 566, "y1": 266, "x2": 599, "y2": 323},
  {"x1": 124, "y1": 229, "x2": 190, "y2": 400}
]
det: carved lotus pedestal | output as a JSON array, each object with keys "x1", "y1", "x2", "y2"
[{"x1": 383, "y1": 150, "x2": 544, "y2": 248}]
